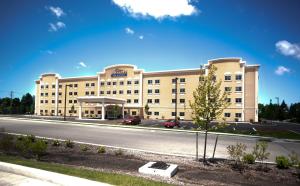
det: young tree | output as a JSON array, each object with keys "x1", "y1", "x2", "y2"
[
  {"x1": 190, "y1": 65, "x2": 229, "y2": 163},
  {"x1": 144, "y1": 104, "x2": 150, "y2": 118},
  {"x1": 70, "y1": 105, "x2": 75, "y2": 116}
]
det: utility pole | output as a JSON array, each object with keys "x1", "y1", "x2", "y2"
[
  {"x1": 64, "y1": 84, "x2": 71, "y2": 121},
  {"x1": 275, "y1": 97, "x2": 279, "y2": 105},
  {"x1": 10, "y1": 91, "x2": 13, "y2": 114},
  {"x1": 174, "y1": 77, "x2": 178, "y2": 122}
]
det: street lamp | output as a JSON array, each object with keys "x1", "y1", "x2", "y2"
[{"x1": 64, "y1": 84, "x2": 72, "y2": 121}]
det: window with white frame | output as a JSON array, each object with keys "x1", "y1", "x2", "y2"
[
  {"x1": 224, "y1": 75, "x2": 231, "y2": 81},
  {"x1": 148, "y1": 80, "x2": 153, "y2": 84},
  {"x1": 224, "y1": 113, "x2": 231, "y2": 117},
  {"x1": 236, "y1": 74, "x2": 242, "y2": 81},
  {"x1": 235, "y1": 86, "x2": 242, "y2": 92},
  {"x1": 235, "y1": 98, "x2": 242, "y2": 103},
  {"x1": 235, "y1": 113, "x2": 242, "y2": 118}
]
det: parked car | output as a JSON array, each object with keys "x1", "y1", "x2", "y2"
[
  {"x1": 122, "y1": 116, "x2": 141, "y2": 125},
  {"x1": 163, "y1": 119, "x2": 180, "y2": 128}
]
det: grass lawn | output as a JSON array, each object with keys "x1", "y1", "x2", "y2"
[{"x1": 0, "y1": 154, "x2": 172, "y2": 186}]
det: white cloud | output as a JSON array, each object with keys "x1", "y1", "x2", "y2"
[
  {"x1": 48, "y1": 6, "x2": 65, "y2": 18},
  {"x1": 275, "y1": 40, "x2": 300, "y2": 60},
  {"x1": 112, "y1": 0, "x2": 198, "y2": 20},
  {"x1": 79, "y1": 62, "x2": 87, "y2": 68},
  {"x1": 49, "y1": 21, "x2": 66, "y2": 32},
  {"x1": 125, "y1": 27, "x2": 134, "y2": 34},
  {"x1": 275, "y1": 66, "x2": 290, "y2": 75},
  {"x1": 139, "y1": 35, "x2": 144, "y2": 40}
]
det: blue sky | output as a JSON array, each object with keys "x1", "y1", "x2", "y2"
[{"x1": 0, "y1": 0, "x2": 300, "y2": 104}]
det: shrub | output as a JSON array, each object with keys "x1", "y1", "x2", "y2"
[
  {"x1": 80, "y1": 144, "x2": 89, "y2": 152},
  {"x1": 276, "y1": 156, "x2": 290, "y2": 169},
  {"x1": 0, "y1": 134, "x2": 14, "y2": 152},
  {"x1": 15, "y1": 137, "x2": 32, "y2": 156},
  {"x1": 27, "y1": 134, "x2": 36, "y2": 142},
  {"x1": 288, "y1": 151, "x2": 299, "y2": 166},
  {"x1": 97, "y1": 146, "x2": 106, "y2": 154},
  {"x1": 65, "y1": 140, "x2": 74, "y2": 148},
  {"x1": 252, "y1": 141, "x2": 270, "y2": 164},
  {"x1": 52, "y1": 140, "x2": 61, "y2": 147},
  {"x1": 30, "y1": 139, "x2": 47, "y2": 160},
  {"x1": 114, "y1": 149, "x2": 123, "y2": 156},
  {"x1": 227, "y1": 143, "x2": 246, "y2": 163},
  {"x1": 17, "y1": 136, "x2": 24, "y2": 141},
  {"x1": 243, "y1": 153, "x2": 255, "y2": 164}
]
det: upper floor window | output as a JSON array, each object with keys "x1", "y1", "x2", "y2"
[
  {"x1": 236, "y1": 74, "x2": 242, "y2": 81},
  {"x1": 179, "y1": 112, "x2": 185, "y2": 116},
  {"x1": 91, "y1": 91, "x2": 95, "y2": 95},
  {"x1": 100, "y1": 82, "x2": 105, "y2": 86},
  {"x1": 127, "y1": 90, "x2": 131, "y2": 94},
  {"x1": 41, "y1": 85, "x2": 44, "y2": 89},
  {"x1": 100, "y1": 91, "x2": 104, "y2": 95},
  {"x1": 107, "y1": 82, "x2": 111, "y2": 86},
  {"x1": 226, "y1": 98, "x2": 231, "y2": 103},
  {"x1": 147, "y1": 99, "x2": 152, "y2": 103},
  {"x1": 59, "y1": 92, "x2": 62, "y2": 96},
  {"x1": 119, "y1": 90, "x2": 123, "y2": 94},
  {"x1": 235, "y1": 86, "x2": 242, "y2": 92},
  {"x1": 112, "y1": 90, "x2": 117, "y2": 94},
  {"x1": 172, "y1": 78, "x2": 177, "y2": 84},
  {"x1": 45, "y1": 85, "x2": 49, "y2": 89},
  {"x1": 155, "y1": 79, "x2": 160, "y2": 84},
  {"x1": 235, "y1": 113, "x2": 242, "y2": 118},
  {"x1": 154, "y1": 99, "x2": 160, "y2": 104},
  {"x1": 180, "y1": 78, "x2": 185, "y2": 83},
  {"x1": 172, "y1": 88, "x2": 176, "y2": 94},
  {"x1": 85, "y1": 83, "x2": 89, "y2": 87},
  {"x1": 224, "y1": 75, "x2": 231, "y2": 81},
  {"x1": 134, "y1": 80, "x2": 139, "y2": 84},
  {"x1": 107, "y1": 91, "x2": 111, "y2": 94},
  {"x1": 69, "y1": 92, "x2": 73, "y2": 96},
  {"x1": 74, "y1": 92, "x2": 78, "y2": 96},
  {"x1": 148, "y1": 89, "x2": 152, "y2": 94},
  {"x1": 59, "y1": 84, "x2": 62, "y2": 88},
  {"x1": 224, "y1": 113, "x2": 231, "y2": 117},
  {"x1": 52, "y1": 85, "x2": 55, "y2": 89},
  {"x1": 172, "y1": 99, "x2": 176, "y2": 104},
  {"x1": 235, "y1": 98, "x2": 242, "y2": 103},
  {"x1": 40, "y1": 93, "x2": 44, "y2": 96},
  {"x1": 180, "y1": 99, "x2": 185, "y2": 104},
  {"x1": 134, "y1": 99, "x2": 139, "y2": 103},
  {"x1": 134, "y1": 90, "x2": 139, "y2": 94},
  {"x1": 148, "y1": 80, "x2": 153, "y2": 84},
  {"x1": 45, "y1": 93, "x2": 48, "y2": 97},
  {"x1": 225, "y1": 87, "x2": 232, "y2": 92},
  {"x1": 154, "y1": 112, "x2": 159, "y2": 116},
  {"x1": 127, "y1": 80, "x2": 132, "y2": 85},
  {"x1": 52, "y1": 92, "x2": 55, "y2": 96},
  {"x1": 112, "y1": 82, "x2": 117, "y2": 86},
  {"x1": 74, "y1": 84, "x2": 78, "y2": 88},
  {"x1": 85, "y1": 91, "x2": 89, "y2": 96},
  {"x1": 155, "y1": 89, "x2": 160, "y2": 94},
  {"x1": 180, "y1": 88, "x2": 185, "y2": 93},
  {"x1": 91, "y1": 83, "x2": 95, "y2": 87},
  {"x1": 120, "y1": 81, "x2": 124, "y2": 85},
  {"x1": 127, "y1": 99, "x2": 131, "y2": 103}
]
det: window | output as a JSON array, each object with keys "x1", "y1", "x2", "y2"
[
  {"x1": 155, "y1": 89, "x2": 160, "y2": 94},
  {"x1": 235, "y1": 113, "x2": 242, "y2": 118},
  {"x1": 180, "y1": 88, "x2": 185, "y2": 94},
  {"x1": 112, "y1": 90, "x2": 117, "y2": 94},
  {"x1": 155, "y1": 79, "x2": 160, "y2": 84},
  {"x1": 45, "y1": 85, "x2": 49, "y2": 89},
  {"x1": 225, "y1": 87, "x2": 232, "y2": 92},
  {"x1": 52, "y1": 85, "x2": 55, "y2": 89},
  {"x1": 58, "y1": 100, "x2": 62, "y2": 104},
  {"x1": 119, "y1": 90, "x2": 123, "y2": 94},
  {"x1": 40, "y1": 100, "x2": 44, "y2": 103},
  {"x1": 45, "y1": 100, "x2": 48, "y2": 103},
  {"x1": 107, "y1": 91, "x2": 111, "y2": 94},
  {"x1": 90, "y1": 111, "x2": 94, "y2": 114},
  {"x1": 69, "y1": 100, "x2": 72, "y2": 104},
  {"x1": 148, "y1": 111, "x2": 152, "y2": 115},
  {"x1": 69, "y1": 84, "x2": 73, "y2": 88},
  {"x1": 52, "y1": 92, "x2": 55, "y2": 96},
  {"x1": 74, "y1": 92, "x2": 78, "y2": 96},
  {"x1": 154, "y1": 99, "x2": 160, "y2": 104},
  {"x1": 74, "y1": 84, "x2": 78, "y2": 88},
  {"x1": 58, "y1": 110, "x2": 61, "y2": 113},
  {"x1": 107, "y1": 82, "x2": 111, "y2": 85},
  {"x1": 154, "y1": 112, "x2": 159, "y2": 116},
  {"x1": 74, "y1": 100, "x2": 77, "y2": 104},
  {"x1": 148, "y1": 89, "x2": 152, "y2": 94},
  {"x1": 180, "y1": 78, "x2": 185, "y2": 83},
  {"x1": 91, "y1": 83, "x2": 95, "y2": 87},
  {"x1": 85, "y1": 91, "x2": 89, "y2": 96},
  {"x1": 98, "y1": 111, "x2": 101, "y2": 114},
  {"x1": 41, "y1": 85, "x2": 44, "y2": 89},
  {"x1": 134, "y1": 90, "x2": 139, "y2": 94},
  {"x1": 127, "y1": 80, "x2": 131, "y2": 85},
  {"x1": 235, "y1": 98, "x2": 242, "y2": 103},
  {"x1": 225, "y1": 75, "x2": 231, "y2": 81},
  {"x1": 40, "y1": 93, "x2": 44, "y2": 96},
  {"x1": 235, "y1": 86, "x2": 242, "y2": 92},
  {"x1": 59, "y1": 92, "x2": 62, "y2": 96},
  {"x1": 226, "y1": 98, "x2": 231, "y2": 103},
  {"x1": 172, "y1": 89, "x2": 176, "y2": 94},
  {"x1": 236, "y1": 74, "x2": 242, "y2": 81},
  {"x1": 100, "y1": 82, "x2": 105, "y2": 86},
  {"x1": 45, "y1": 110, "x2": 48, "y2": 113},
  {"x1": 127, "y1": 90, "x2": 131, "y2": 94},
  {"x1": 120, "y1": 81, "x2": 124, "y2": 85},
  {"x1": 172, "y1": 112, "x2": 176, "y2": 116},
  {"x1": 45, "y1": 93, "x2": 48, "y2": 97},
  {"x1": 224, "y1": 113, "x2": 231, "y2": 117},
  {"x1": 172, "y1": 99, "x2": 176, "y2": 104},
  {"x1": 148, "y1": 80, "x2": 153, "y2": 84},
  {"x1": 180, "y1": 99, "x2": 185, "y2": 104},
  {"x1": 132, "y1": 111, "x2": 137, "y2": 116},
  {"x1": 172, "y1": 78, "x2": 177, "y2": 84},
  {"x1": 127, "y1": 99, "x2": 131, "y2": 103},
  {"x1": 147, "y1": 99, "x2": 152, "y2": 103},
  {"x1": 52, "y1": 100, "x2": 55, "y2": 104},
  {"x1": 199, "y1": 76, "x2": 204, "y2": 81},
  {"x1": 85, "y1": 110, "x2": 89, "y2": 114},
  {"x1": 134, "y1": 80, "x2": 139, "y2": 84},
  {"x1": 59, "y1": 85, "x2": 62, "y2": 88},
  {"x1": 180, "y1": 112, "x2": 185, "y2": 116},
  {"x1": 69, "y1": 92, "x2": 73, "y2": 95},
  {"x1": 85, "y1": 83, "x2": 89, "y2": 87},
  {"x1": 91, "y1": 91, "x2": 95, "y2": 95},
  {"x1": 100, "y1": 91, "x2": 104, "y2": 95},
  {"x1": 113, "y1": 82, "x2": 116, "y2": 86},
  {"x1": 134, "y1": 99, "x2": 139, "y2": 103}
]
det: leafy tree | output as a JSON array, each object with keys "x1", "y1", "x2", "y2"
[
  {"x1": 190, "y1": 65, "x2": 229, "y2": 163},
  {"x1": 252, "y1": 141, "x2": 270, "y2": 166},
  {"x1": 278, "y1": 100, "x2": 289, "y2": 121},
  {"x1": 70, "y1": 105, "x2": 75, "y2": 116},
  {"x1": 20, "y1": 93, "x2": 34, "y2": 114},
  {"x1": 144, "y1": 104, "x2": 150, "y2": 118}
]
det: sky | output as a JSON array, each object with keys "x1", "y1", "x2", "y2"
[{"x1": 0, "y1": 0, "x2": 300, "y2": 104}]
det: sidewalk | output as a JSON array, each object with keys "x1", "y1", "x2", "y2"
[{"x1": 0, "y1": 162, "x2": 112, "y2": 186}]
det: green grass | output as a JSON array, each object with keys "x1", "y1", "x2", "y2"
[{"x1": 0, "y1": 154, "x2": 173, "y2": 186}]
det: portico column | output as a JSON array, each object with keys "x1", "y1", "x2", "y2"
[
  {"x1": 101, "y1": 101, "x2": 105, "y2": 120},
  {"x1": 79, "y1": 102, "x2": 82, "y2": 119},
  {"x1": 122, "y1": 103, "x2": 125, "y2": 118}
]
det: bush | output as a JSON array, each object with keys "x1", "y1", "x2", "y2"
[
  {"x1": 243, "y1": 153, "x2": 255, "y2": 164},
  {"x1": 252, "y1": 141, "x2": 270, "y2": 164},
  {"x1": 80, "y1": 144, "x2": 89, "y2": 152},
  {"x1": 52, "y1": 140, "x2": 61, "y2": 147},
  {"x1": 276, "y1": 156, "x2": 290, "y2": 169},
  {"x1": 30, "y1": 139, "x2": 47, "y2": 160},
  {"x1": 227, "y1": 143, "x2": 246, "y2": 163},
  {"x1": 97, "y1": 146, "x2": 106, "y2": 154},
  {"x1": 0, "y1": 134, "x2": 14, "y2": 152},
  {"x1": 27, "y1": 134, "x2": 36, "y2": 142},
  {"x1": 15, "y1": 136, "x2": 32, "y2": 156},
  {"x1": 17, "y1": 136, "x2": 24, "y2": 141},
  {"x1": 114, "y1": 149, "x2": 123, "y2": 156},
  {"x1": 65, "y1": 140, "x2": 74, "y2": 148},
  {"x1": 288, "y1": 151, "x2": 299, "y2": 166}
]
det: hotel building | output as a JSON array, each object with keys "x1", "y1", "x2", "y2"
[{"x1": 34, "y1": 58, "x2": 259, "y2": 122}]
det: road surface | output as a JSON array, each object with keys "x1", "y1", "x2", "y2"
[{"x1": 0, "y1": 117, "x2": 299, "y2": 162}]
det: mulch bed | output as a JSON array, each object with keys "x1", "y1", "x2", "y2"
[{"x1": 1, "y1": 133, "x2": 300, "y2": 186}]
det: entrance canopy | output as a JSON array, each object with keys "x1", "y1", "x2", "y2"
[{"x1": 77, "y1": 96, "x2": 126, "y2": 120}]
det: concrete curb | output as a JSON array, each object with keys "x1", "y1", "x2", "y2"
[{"x1": 0, "y1": 161, "x2": 112, "y2": 186}]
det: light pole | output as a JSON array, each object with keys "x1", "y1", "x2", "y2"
[
  {"x1": 64, "y1": 84, "x2": 72, "y2": 121},
  {"x1": 174, "y1": 77, "x2": 178, "y2": 122},
  {"x1": 275, "y1": 97, "x2": 279, "y2": 105}
]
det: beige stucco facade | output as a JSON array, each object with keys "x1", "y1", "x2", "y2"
[{"x1": 35, "y1": 58, "x2": 259, "y2": 122}]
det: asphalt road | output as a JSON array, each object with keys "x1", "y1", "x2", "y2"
[{"x1": 0, "y1": 117, "x2": 299, "y2": 162}]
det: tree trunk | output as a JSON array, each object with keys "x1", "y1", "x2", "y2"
[{"x1": 203, "y1": 120, "x2": 208, "y2": 163}]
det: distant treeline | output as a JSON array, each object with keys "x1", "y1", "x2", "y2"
[
  {"x1": 259, "y1": 100, "x2": 300, "y2": 123},
  {"x1": 0, "y1": 93, "x2": 34, "y2": 114}
]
